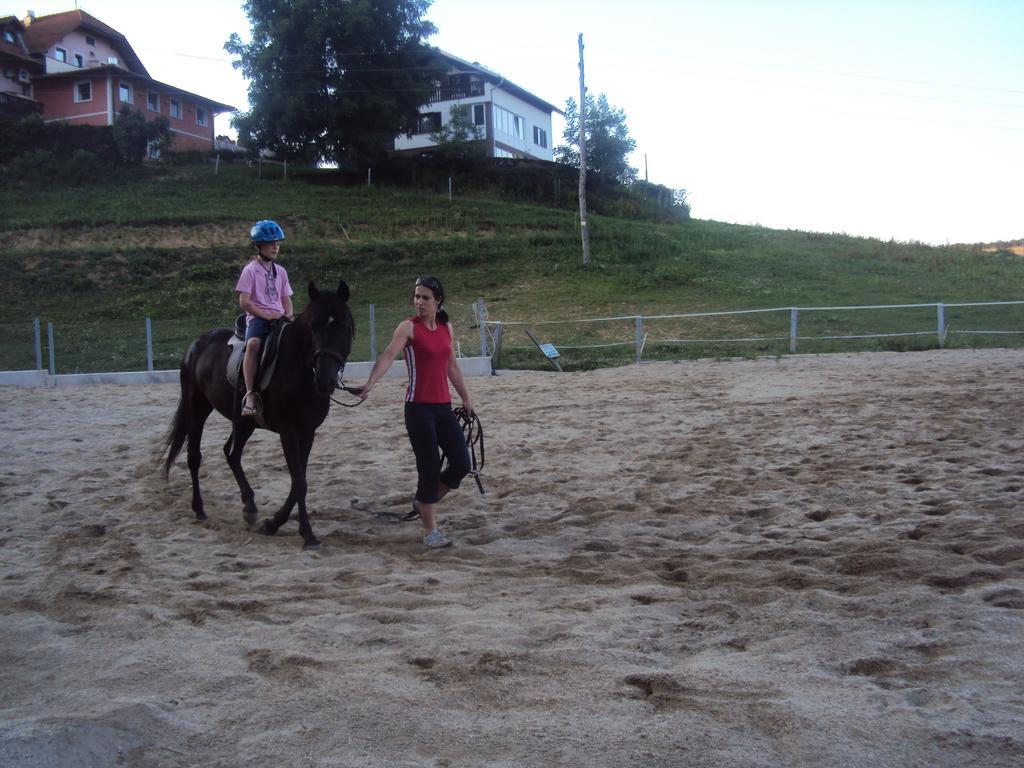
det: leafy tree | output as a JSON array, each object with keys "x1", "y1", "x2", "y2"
[
  {"x1": 112, "y1": 106, "x2": 172, "y2": 164},
  {"x1": 555, "y1": 93, "x2": 638, "y2": 185},
  {"x1": 226, "y1": 0, "x2": 441, "y2": 167},
  {"x1": 429, "y1": 104, "x2": 485, "y2": 160}
]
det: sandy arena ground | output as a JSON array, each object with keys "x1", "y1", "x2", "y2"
[{"x1": 1, "y1": 349, "x2": 1022, "y2": 767}]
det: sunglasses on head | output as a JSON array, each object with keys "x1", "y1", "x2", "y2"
[{"x1": 415, "y1": 276, "x2": 440, "y2": 291}]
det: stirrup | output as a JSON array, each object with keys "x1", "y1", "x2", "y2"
[{"x1": 241, "y1": 390, "x2": 263, "y2": 417}]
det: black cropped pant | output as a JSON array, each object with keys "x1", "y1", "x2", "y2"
[{"x1": 404, "y1": 402, "x2": 470, "y2": 504}]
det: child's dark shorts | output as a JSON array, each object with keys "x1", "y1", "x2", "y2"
[{"x1": 245, "y1": 317, "x2": 273, "y2": 342}]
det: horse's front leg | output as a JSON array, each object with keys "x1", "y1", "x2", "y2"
[
  {"x1": 292, "y1": 431, "x2": 318, "y2": 549},
  {"x1": 223, "y1": 420, "x2": 259, "y2": 528},
  {"x1": 264, "y1": 430, "x2": 318, "y2": 548},
  {"x1": 259, "y1": 429, "x2": 307, "y2": 542}
]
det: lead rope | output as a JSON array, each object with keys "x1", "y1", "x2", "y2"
[
  {"x1": 329, "y1": 383, "x2": 366, "y2": 408},
  {"x1": 451, "y1": 406, "x2": 485, "y2": 496}
]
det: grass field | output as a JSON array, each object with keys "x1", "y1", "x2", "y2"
[{"x1": 2, "y1": 163, "x2": 1022, "y2": 373}]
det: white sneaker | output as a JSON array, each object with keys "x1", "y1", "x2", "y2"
[{"x1": 423, "y1": 529, "x2": 452, "y2": 548}]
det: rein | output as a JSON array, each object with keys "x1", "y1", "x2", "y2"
[{"x1": 329, "y1": 383, "x2": 365, "y2": 409}]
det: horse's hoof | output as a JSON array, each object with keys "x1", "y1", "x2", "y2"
[
  {"x1": 194, "y1": 510, "x2": 208, "y2": 521},
  {"x1": 244, "y1": 513, "x2": 259, "y2": 529},
  {"x1": 303, "y1": 539, "x2": 321, "y2": 550},
  {"x1": 259, "y1": 520, "x2": 277, "y2": 536}
]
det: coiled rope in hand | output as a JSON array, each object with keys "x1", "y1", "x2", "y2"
[
  {"x1": 451, "y1": 406, "x2": 485, "y2": 496},
  {"x1": 371, "y1": 407, "x2": 485, "y2": 524}
]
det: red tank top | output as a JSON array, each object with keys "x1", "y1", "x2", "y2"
[{"x1": 404, "y1": 317, "x2": 452, "y2": 403}]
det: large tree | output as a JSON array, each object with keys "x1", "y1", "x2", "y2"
[
  {"x1": 555, "y1": 93, "x2": 638, "y2": 185},
  {"x1": 226, "y1": 0, "x2": 441, "y2": 166}
]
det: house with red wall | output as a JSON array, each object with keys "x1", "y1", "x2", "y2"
[
  {"x1": 19, "y1": 9, "x2": 233, "y2": 152},
  {"x1": 1, "y1": 15, "x2": 44, "y2": 120}
]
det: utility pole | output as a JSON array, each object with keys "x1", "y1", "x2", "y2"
[{"x1": 577, "y1": 33, "x2": 590, "y2": 269}]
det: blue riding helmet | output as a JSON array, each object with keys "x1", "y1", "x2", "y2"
[{"x1": 250, "y1": 220, "x2": 286, "y2": 243}]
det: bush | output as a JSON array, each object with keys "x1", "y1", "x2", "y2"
[
  {"x1": 112, "y1": 107, "x2": 172, "y2": 164},
  {"x1": 294, "y1": 155, "x2": 689, "y2": 224},
  {"x1": 65, "y1": 149, "x2": 106, "y2": 183},
  {"x1": 2, "y1": 148, "x2": 60, "y2": 181},
  {"x1": 0, "y1": 110, "x2": 174, "y2": 171}
]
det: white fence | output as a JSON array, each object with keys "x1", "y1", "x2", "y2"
[
  {"x1": 5, "y1": 300, "x2": 1023, "y2": 380},
  {"x1": 486, "y1": 300, "x2": 1024, "y2": 365},
  {"x1": 1, "y1": 301, "x2": 493, "y2": 382}
]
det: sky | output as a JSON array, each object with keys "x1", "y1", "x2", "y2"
[{"x1": 13, "y1": 1, "x2": 1024, "y2": 245}]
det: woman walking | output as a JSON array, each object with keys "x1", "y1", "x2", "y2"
[{"x1": 359, "y1": 277, "x2": 474, "y2": 548}]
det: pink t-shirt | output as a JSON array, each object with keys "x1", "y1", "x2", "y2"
[{"x1": 235, "y1": 259, "x2": 293, "y2": 322}]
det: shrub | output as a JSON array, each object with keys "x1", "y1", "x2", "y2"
[{"x1": 2, "y1": 148, "x2": 59, "y2": 180}]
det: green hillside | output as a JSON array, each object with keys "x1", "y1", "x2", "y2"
[{"x1": 2, "y1": 164, "x2": 1022, "y2": 373}]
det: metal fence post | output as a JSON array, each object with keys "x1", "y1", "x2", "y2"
[
  {"x1": 47, "y1": 321, "x2": 55, "y2": 375},
  {"x1": 476, "y1": 298, "x2": 488, "y2": 357},
  {"x1": 789, "y1": 308, "x2": 799, "y2": 353},
  {"x1": 34, "y1": 317, "x2": 42, "y2": 369},
  {"x1": 937, "y1": 303, "x2": 945, "y2": 348},
  {"x1": 635, "y1": 315, "x2": 644, "y2": 363},
  {"x1": 368, "y1": 304, "x2": 377, "y2": 361},
  {"x1": 367, "y1": 168, "x2": 372, "y2": 187},
  {"x1": 145, "y1": 317, "x2": 154, "y2": 372},
  {"x1": 492, "y1": 322, "x2": 503, "y2": 368}
]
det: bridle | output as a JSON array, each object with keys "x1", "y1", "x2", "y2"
[{"x1": 312, "y1": 345, "x2": 365, "y2": 408}]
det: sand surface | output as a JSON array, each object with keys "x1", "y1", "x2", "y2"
[{"x1": 1, "y1": 349, "x2": 1023, "y2": 767}]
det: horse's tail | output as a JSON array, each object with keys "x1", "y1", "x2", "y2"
[{"x1": 161, "y1": 344, "x2": 195, "y2": 478}]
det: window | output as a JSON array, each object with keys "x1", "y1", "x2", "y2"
[
  {"x1": 196, "y1": 106, "x2": 207, "y2": 127},
  {"x1": 415, "y1": 111, "x2": 441, "y2": 134},
  {"x1": 85, "y1": 35, "x2": 96, "y2": 46},
  {"x1": 147, "y1": 92, "x2": 159, "y2": 112},
  {"x1": 169, "y1": 98, "x2": 182, "y2": 119},
  {"x1": 74, "y1": 53, "x2": 84, "y2": 67},
  {"x1": 55, "y1": 47, "x2": 67, "y2": 63},
  {"x1": 494, "y1": 105, "x2": 524, "y2": 139},
  {"x1": 107, "y1": 56, "x2": 119, "y2": 65},
  {"x1": 118, "y1": 83, "x2": 132, "y2": 103},
  {"x1": 74, "y1": 80, "x2": 92, "y2": 102},
  {"x1": 494, "y1": 148, "x2": 517, "y2": 158},
  {"x1": 473, "y1": 104, "x2": 485, "y2": 127},
  {"x1": 533, "y1": 126, "x2": 548, "y2": 149},
  {"x1": 3, "y1": 30, "x2": 14, "y2": 43}
]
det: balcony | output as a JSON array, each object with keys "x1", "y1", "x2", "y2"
[
  {"x1": 0, "y1": 92, "x2": 43, "y2": 121},
  {"x1": 432, "y1": 81, "x2": 485, "y2": 103}
]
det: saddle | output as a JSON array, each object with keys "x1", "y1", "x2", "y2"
[{"x1": 226, "y1": 314, "x2": 290, "y2": 395}]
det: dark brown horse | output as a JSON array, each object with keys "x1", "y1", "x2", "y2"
[{"x1": 162, "y1": 280, "x2": 355, "y2": 548}]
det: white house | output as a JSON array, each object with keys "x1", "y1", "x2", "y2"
[{"x1": 393, "y1": 50, "x2": 562, "y2": 161}]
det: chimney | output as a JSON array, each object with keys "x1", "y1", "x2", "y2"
[{"x1": 24, "y1": 10, "x2": 36, "y2": 25}]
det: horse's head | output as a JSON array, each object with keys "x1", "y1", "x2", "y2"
[{"x1": 303, "y1": 279, "x2": 355, "y2": 396}]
